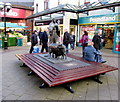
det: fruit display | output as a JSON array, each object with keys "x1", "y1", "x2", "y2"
[{"x1": 8, "y1": 31, "x2": 24, "y2": 38}]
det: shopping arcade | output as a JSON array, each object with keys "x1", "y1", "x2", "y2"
[{"x1": 26, "y1": 0, "x2": 120, "y2": 53}]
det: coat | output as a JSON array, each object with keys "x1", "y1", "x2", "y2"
[
  {"x1": 31, "y1": 33, "x2": 38, "y2": 45},
  {"x1": 92, "y1": 34, "x2": 101, "y2": 50},
  {"x1": 38, "y1": 31, "x2": 43, "y2": 39},
  {"x1": 81, "y1": 34, "x2": 88, "y2": 46},
  {"x1": 63, "y1": 31, "x2": 70, "y2": 45},
  {"x1": 41, "y1": 31, "x2": 48, "y2": 43},
  {"x1": 70, "y1": 35, "x2": 75, "y2": 43},
  {"x1": 84, "y1": 46, "x2": 98, "y2": 62}
]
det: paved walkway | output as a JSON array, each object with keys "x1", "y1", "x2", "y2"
[{"x1": 0, "y1": 45, "x2": 119, "y2": 101}]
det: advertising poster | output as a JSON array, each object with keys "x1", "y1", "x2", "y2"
[{"x1": 80, "y1": 26, "x2": 96, "y2": 40}]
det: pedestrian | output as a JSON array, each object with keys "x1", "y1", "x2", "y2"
[
  {"x1": 63, "y1": 29, "x2": 70, "y2": 53},
  {"x1": 29, "y1": 30, "x2": 38, "y2": 53},
  {"x1": 38, "y1": 28, "x2": 43, "y2": 45},
  {"x1": 92, "y1": 31, "x2": 102, "y2": 51},
  {"x1": 80, "y1": 31, "x2": 88, "y2": 58},
  {"x1": 70, "y1": 32, "x2": 75, "y2": 50},
  {"x1": 41, "y1": 28, "x2": 48, "y2": 53},
  {"x1": 84, "y1": 39, "x2": 106, "y2": 63}
]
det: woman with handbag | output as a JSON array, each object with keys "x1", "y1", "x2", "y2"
[{"x1": 80, "y1": 31, "x2": 88, "y2": 58}]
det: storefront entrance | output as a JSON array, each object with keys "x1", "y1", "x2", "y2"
[{"x1": 98, "y1": 24, "x2": 115, "y2": 49}]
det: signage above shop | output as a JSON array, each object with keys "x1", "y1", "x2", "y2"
[
  {"x1": 0, "y1": 8, "x2": 25, "y2": 18},
  {"x1": 78, "y1": 13, "x2": 120, "y2": 25},
  {"x1": 35, "y1": 19, "x2": 63, "y2": 26},
  {"x1": 90, "y1": 16, "x2": 116, "y2": 22}
]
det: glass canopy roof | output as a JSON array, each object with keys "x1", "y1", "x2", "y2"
[{"x1": 26, "y1": 0, "x2": 120, "y2": 19}]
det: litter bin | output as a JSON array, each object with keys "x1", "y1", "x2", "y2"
[
  {"x1": 17, "y1": 38, "x2": 23, "y2": 46},
  {"x1": 8, "y1": 37, "x2": 17, "y2": 47}
]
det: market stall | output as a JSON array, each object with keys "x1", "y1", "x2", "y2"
[{"x1": 0, "y1": 22, "x2": 28, "y2": 48}]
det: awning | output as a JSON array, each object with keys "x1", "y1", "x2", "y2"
[
  {"x1": 26, "y1": 1, "x2": 120, "y2": 19},
  {"x1": 0, "y1": 22, "x2": 27, "y2": 28}
]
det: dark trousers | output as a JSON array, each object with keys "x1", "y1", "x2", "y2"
[
  {"x1": 39, "y1": 39, "x2": 42, "y2": 45},
  {"x1": 82, "y1": 43, "x2": 87, "y2": 58},
  {"x1": 29, "y1": 43, "x2": 36, "y2": 53},
  {"x1": 41, "y1": 43, "x2": 48, "y2": 53}
]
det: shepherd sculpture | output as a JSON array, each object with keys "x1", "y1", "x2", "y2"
[
  {"x1": 49, "y1": 19, "x2": 60, "y2": 43},
  {"x1": 48, "y1": 19, "x2": 66, "y2": 59}
]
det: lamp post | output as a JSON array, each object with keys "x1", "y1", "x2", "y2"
[{"x1": 0, "y1": 2, "x2": 12, "y2": 49}]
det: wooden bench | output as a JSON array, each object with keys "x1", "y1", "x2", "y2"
[{"x1": 16, "y1": 53, "x2": 118, "y2": 93}]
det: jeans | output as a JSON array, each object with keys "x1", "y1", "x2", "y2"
[
  {"x1": 64, "y1": 44, "x2": 69, "y2": 53},
  {"x1": 70, "y1": 42, "x2": 74, "y2": 49}
]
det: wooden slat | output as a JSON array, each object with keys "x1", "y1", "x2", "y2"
[
  {"x1": 26, "y1": 54, "x2": 59, "y2": 74},
  {"x1": 16, "y1": 54, "x2": 53, "y2": 86},
  {"x1": 52, "y1": 65, "x2": 117, "y2": 83},
  {"x1": 19, "y1": 54, "x2": 56, "y2": 81}
]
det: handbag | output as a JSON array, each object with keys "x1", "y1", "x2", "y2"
[{"x1": 79, "y1": 39, "x2": 82, "y2": 43}]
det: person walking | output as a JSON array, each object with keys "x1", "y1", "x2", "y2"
[
  {"x1": 41, "y1": 28, "x2": 48, "y2": 53},
  {"x1": 92, "y1": 31, "x2": 102, "y2": 51},
  {"x1": 63, "y1": 29, "x2": 70, "y2": 53},
  {"x1": 38, "y1": 28, "x2": 43, "y2": 45},
  {"x1": 70, "y1": 32, "x2": 75, "y2": 50},
  {"x1": 29, "y1": 30, "x2": 38, "y2": 53},
  {"x1": 80, "y1": 31, "x2": 88, "y2": 58}
]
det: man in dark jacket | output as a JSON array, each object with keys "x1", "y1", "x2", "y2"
[
  {"x1": 63, "y1": 29, "x2": 70, "y2": 53},
  {"x1": 41, "y1": 28, "x2": 48, "y2": 52},
  {"x1": 38, "y1": 28, "x2": 43, "y2": 45},
  {"x1": 70, "y1": 32, "x2": 75, "y2": 50},
  {"x1": 92, "y1": 32, "x2": 102, "y2": 51},
  {"x1": 29, "y1": 30, "x2": 38, "y2": 53}
]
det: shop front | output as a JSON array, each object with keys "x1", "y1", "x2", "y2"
[
  {"x1": 78, "y1": 13, "x2": 120, "y2": 54},
  {"x1": 35, "y1": 18, "x2": 77, "y2": 37},
  {"x1": 0, "y1": 6, "x2": 33, "y2": 47}
]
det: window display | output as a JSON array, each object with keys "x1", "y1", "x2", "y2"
[
  {"x1": 114, "y1": 25, "x2": 120, "y2": 52},
  {"x1": 80, "y1": 25, "x2": 96, "y2": 40}
]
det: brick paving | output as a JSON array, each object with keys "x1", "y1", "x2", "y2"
[{"x1": 0, "y1": 45, "x2": 119, "y2": 101}]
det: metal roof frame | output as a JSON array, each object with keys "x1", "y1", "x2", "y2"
[{"x1": 26, "y1": 1, "x2": 120, "y2": 19}]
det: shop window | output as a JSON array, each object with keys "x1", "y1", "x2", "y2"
[{"x1": 44, "y1": 0, "x2": 49, "y2": 10}]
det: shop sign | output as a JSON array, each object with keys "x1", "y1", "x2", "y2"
[
  {"x1": 0, "y1": 8, "x2": 25, "y2": 18},
  {"x1": 90, "y1": 16, "x2": 116, "y2": 22},
  {"x1": 35, "y1": 19, "x2": 63, "y2": 26},
  {"x1": 79, "y1": 13, "x2": 120, "y2": 24},
  {"x1": 35, "y1": 22, "x2": 50, "y2": 26}
]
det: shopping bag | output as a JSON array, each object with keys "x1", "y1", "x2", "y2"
[{"x1": 32, "y1": 46, "x2": 40, "y2": 53}]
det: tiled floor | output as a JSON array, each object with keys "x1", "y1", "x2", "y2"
[{"x1": 1, "y1": 45, "x2": 119, "y2": 101}]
